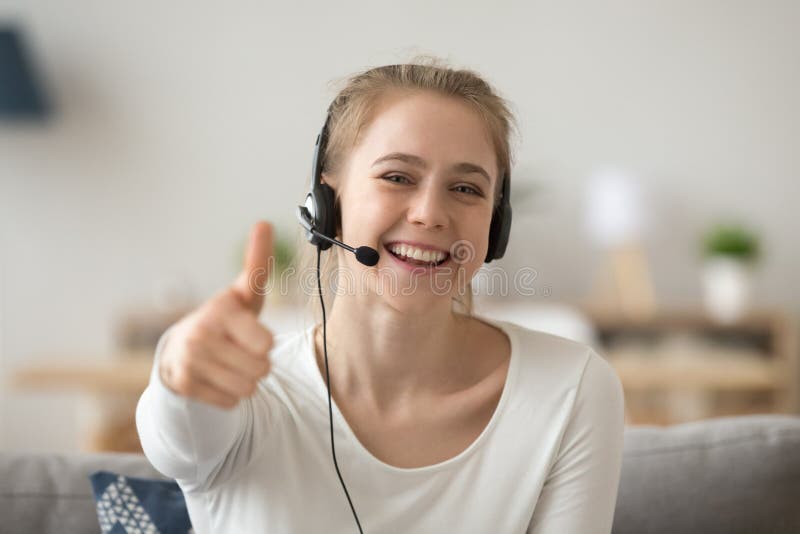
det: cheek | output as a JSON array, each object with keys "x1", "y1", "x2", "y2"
[
  {"x1": 465, "y1": 216, "x2": 492, "y2": 253},
  {"x1": 340, "y1": 197, "x2": 393, "y2": 243},
  {"x1": 447, "y1": 222, "x2": 491, "y2": 277},
  {"x1": 359, "y1": 189, "x2": 397, "y2": 219}
]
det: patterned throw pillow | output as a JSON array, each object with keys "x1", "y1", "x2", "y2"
[{"x1": 88, "y1": 471, "x2": 194, "y2": 534}]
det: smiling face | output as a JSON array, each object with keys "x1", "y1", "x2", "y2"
[{"x1": 324, "y1": 89, "x2": 498, "y2": 311}]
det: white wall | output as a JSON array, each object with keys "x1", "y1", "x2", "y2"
[{"x1": 1, "y1": 0, "x2": 798, "y2": 451}]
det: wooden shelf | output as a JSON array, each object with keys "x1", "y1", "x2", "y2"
[
  {"x1": 610, "y1": 357, "x2": 782, "y2": 391},
  {"x1": 581, "y1": 305, "x2": 799, "y2": 425},
  {"x1": 10, "y1": 353, "x2": 153, "y2": 395}
]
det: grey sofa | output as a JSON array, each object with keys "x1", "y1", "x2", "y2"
[{"x1": 2, "y1": 414, "x2": 799, "y2": 534}]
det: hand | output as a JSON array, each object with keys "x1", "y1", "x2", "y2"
[{"x1": 158, "y1": 221, "x2": 275, "y2": 409}]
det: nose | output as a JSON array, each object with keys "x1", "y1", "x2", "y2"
[{"x1": 406, "y1": 183, "x2": 449, "y2": 230}]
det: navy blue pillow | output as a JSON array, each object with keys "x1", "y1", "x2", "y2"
[{"x1": 88, "y1": 471, "x2": 193, "y2": 533}]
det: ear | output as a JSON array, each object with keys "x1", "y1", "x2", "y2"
[
  {"x1": 321, "y1": 172, "x2": 337, "y2": 189},
  {"x1": 333, "y1": 195, "x2": 342, "y2": 236}
]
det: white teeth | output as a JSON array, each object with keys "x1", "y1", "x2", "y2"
[{"x1": 388, "y1": 244, "x2": 447, "y2": 263}]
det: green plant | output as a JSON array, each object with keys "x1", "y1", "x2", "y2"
[
  {"x1": 702, "y1": 223, "x2": 760, "y2": 263},
  {"x1": 273, "y1": 232, "x2": 295, "y2": 274}
]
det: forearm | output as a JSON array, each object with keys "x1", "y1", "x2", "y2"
[{"x1": 135, "y1": 327, "x2": 246, "y2": 488}]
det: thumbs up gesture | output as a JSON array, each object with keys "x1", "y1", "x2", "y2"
[{"x1": 158, "y1": 221, "x2": 275, "y2": 409}]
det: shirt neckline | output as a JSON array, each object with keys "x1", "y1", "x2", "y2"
[{"x1": 299, "y1": 314, "x2": 520, "y2": 475}]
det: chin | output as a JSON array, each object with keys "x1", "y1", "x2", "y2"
[{"x1": 378, "y1": 291, "x2": 455, "y2": 315}]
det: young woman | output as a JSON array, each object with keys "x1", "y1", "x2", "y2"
[{"x1": 137, "y1": 60, "x2": 625, "y2": 534}]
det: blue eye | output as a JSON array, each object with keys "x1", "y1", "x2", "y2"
[
  {"x1": 382, "y1": 175, "x2": 483, "y2": 197},
  {"x1": 454, "y1": 185, "x2": 482, "y2": 196}
]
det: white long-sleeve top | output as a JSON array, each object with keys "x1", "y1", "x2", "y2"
[{"x1": 135, "y1": 315, "x2": 625, "y2": 534}]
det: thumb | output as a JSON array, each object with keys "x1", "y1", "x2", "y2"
[{"x1": 232, "y1": 221, "x2": 273, "y2": 315}]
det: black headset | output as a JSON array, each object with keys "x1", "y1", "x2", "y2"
[{"x1": 300, "y1": 104, "x2": 512, "y2": 262}]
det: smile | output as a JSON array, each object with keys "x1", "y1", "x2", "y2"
[{"x1": 385, "y1": 241, "x2": 450, "y2": 268}]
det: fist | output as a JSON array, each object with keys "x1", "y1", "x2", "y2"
[{"x1": 158, "y1": 221, "x2": 275, "y2": 409}]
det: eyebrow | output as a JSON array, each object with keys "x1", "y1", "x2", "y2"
[{"x1": 371, "y1": 152, "x2": 492, "y2": 185}]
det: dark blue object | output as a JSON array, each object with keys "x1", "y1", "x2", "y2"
[
  {"x1": 88, "y1": 471, "x2": 193, "y2": 534},
  {"x1": 0, "y1": 26, "x2": 49, "y2": 118}
]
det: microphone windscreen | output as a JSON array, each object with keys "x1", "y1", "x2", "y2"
[{"x1": 355, "y1": 246, "x2": 380, "y2": 267}]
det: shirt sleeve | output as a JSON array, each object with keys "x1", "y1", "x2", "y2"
[
  {"x1": 134, "y1": 324, "x2": 258, "y2": 493},
  {"x1": 527, "y1": 348, "x2": 626, "y2": 534}
]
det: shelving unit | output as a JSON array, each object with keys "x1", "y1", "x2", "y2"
[{"x1": 582, "y1": 306, "x2": 799, "y2": 425}]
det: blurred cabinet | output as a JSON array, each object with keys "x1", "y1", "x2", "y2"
[{"x1": 583, "y1": 306, "x2": 799, "y2": 425}]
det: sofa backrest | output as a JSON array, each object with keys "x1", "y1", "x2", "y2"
[
  {"x1": 1, "y1": 414, "x2": 799, "y2": 534},
  {"x1": 0, "y1": 451, "x2": 164, "y2": 534},
  {"x1": 613, "y1": 414, "x2": 800, "y2": 534}
]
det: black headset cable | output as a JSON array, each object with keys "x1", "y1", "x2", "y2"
[{"x1": 317, "y1": 245, "x2": 364, "y2": 533}]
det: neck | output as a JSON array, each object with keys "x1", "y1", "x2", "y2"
[{"x1": 313, "y1": 294, "x2": 472, "y2": 414}]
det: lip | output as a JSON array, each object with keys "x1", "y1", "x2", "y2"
[{"x1": 383, "y1": 243, "x2": 452, "y2": 274}]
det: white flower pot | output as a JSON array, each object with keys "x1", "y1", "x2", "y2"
[{"x1": 702, "y1": 256, "x2": 753, "y2": 323}]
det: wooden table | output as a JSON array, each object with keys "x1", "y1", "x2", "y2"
[{"x1": 10, "y1": 352, "x2": 154, "y2": 452}]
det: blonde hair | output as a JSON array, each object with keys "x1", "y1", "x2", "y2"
[{"x1": 293, "y1": 55, "x2": 518, "y2": 326}]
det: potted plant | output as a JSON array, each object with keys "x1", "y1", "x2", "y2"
[{"x1": 700, "y1": 222, "x2": 760, "y2": 323}]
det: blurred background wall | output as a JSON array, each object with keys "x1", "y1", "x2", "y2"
[{"x1": 1, "y1": 0, "x2": 798, "y2": 452}]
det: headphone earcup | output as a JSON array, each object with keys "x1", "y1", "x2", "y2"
[
  {"x1": 485, "y1": 203, "x2": 512, "y2": 262},
  {"x1": 310, "y1": 182, "x2": 337, "y2": 251}
]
